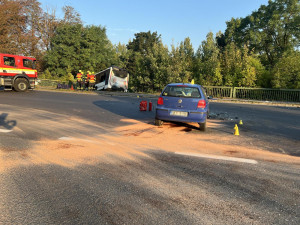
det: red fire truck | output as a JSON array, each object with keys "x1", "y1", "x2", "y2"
[{"x1": 0, "y1": 53, "x2": 38, "y2": 91}]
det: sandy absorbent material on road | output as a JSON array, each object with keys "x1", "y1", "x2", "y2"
[{"x1": 0, "y1": 119, "x2": 299, "y2": 172}]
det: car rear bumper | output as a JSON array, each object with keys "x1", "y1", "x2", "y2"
[{"x1": 155, "y1": 108, "x2": 207, "y2": 123}]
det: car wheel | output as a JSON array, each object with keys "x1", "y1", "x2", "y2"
[
  {"x1": 199, "y1": 121, "x2": 207, "y2": 131},
  {"x1": 155, "y1": 119, "x2": 163, "y2": 126},
  {"x1": 14, "y1": 78, "x2": 29, "y2": 92}
]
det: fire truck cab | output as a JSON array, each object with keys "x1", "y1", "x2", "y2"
[{"x1": 0, "y1": 53, "x2": 38, "y2": 91}]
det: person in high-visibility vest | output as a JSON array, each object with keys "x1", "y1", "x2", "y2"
[
  {"x1": 88, "y1": 71, "x2": 95, "y2": 90},
  {"x1": 76, "y1": 70, "x2": 83, "y2": 90},
  {"x1": 85, "y1": 71, "x2": 90, "y2": 90}
]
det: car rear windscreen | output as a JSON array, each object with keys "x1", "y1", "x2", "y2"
[{"x1": 162, "y1": 86, "x2": 201, "y2": 98}]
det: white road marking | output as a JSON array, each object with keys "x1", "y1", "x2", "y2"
[
  {"x1": 0, "y1": 128, "x2": 13, "y2": 133},
  {"x1": 175, "y1": 152, "x2": 258, "y2": 164},
  {"x1": 58, "y1": 137, "x2": 116, "y2": 145},
  {"x1": 59, "y1": 137, "x2": 74, "y2": 140},
  {"x1": 83, "y1": 139, "x2": 99, "y2": 143}
]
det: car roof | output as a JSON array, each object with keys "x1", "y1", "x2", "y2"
[{"x1": 166, "y1": 83, "x2": 202, "y2": 88}]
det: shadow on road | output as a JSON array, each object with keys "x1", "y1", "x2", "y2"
[
  {"x1": 0, "y1": 113, "x2": 17, "y2": 130},
  {"x1": 93, "y1": 98, "x2": 156, "y2": 124},
  {"x1": 93, "y1": 99, "x2": 202, "y2": 132}
]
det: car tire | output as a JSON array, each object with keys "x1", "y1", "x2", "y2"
[
  {"x1": 14, "y1": 78, "x2": 29, "y2": 92},
  {"x1": 199, "y1": 121, "x2": 207, "y2": 131},
  {"x1": 155, "y1": 119, "x2": 163, "y2": 126}
]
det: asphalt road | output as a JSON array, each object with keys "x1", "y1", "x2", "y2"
[
  {"x1": 209, "y1": 102, "x2": 300, "y2": 156},
  {"x1": 1, "y1": 90, "x2": 299, "y2": 155},
  {"x1": 0, "y1": 90, "x2": 299, "y2": 224}
]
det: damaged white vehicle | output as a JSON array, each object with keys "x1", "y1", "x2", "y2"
[{"x1": 95, "y1": 66, "x2": 129, "y2": 92}]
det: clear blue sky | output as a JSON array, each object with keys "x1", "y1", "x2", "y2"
[{"x1": 38, "y1": 0, "x2": 269, "y2": 49}]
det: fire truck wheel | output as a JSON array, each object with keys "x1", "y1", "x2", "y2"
[{"x1": 14, "y1": 78, "x2": 29, "y2": 92}]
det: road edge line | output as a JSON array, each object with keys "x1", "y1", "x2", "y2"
[{"x1": 175, "y1": 152, "x2": 258, "y2": 164}]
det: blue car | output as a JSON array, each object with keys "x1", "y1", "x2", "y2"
[{"x1": 155, "y1": 83, "x2": 211, "y2": 131}]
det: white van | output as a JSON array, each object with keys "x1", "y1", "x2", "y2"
[{"x1": 95, "y1": 66, "x2": 129, "y2": 92}]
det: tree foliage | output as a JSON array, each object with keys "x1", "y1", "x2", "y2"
[
  {"x1": 271, "y1": 51, "x2": 300, "y2": 89},
  {"x1": 0, "y1": 0, "x2": 34, "y2": 55},
  {"x1": 44, "y1": 23, "x2": 116, "y2": 79},
  {"x1": 194, "y1": 32, "x2": 222, "y2": 86},
  {"x1": 220, "y1": 43, "x2": 266, "y2": 87},
  {"x1": 126, "y1": 31, "x2": 163, "y2": 92},
  {"x1": 224, "y1": 0, "x2": 299, "y2": 67},
  {"x1": 0, "y1": 0, "x2": 298, "y2": 90}
]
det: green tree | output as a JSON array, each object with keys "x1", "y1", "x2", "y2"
[
  {"x1": 169, "y1": 44, "x2": 183, "y2": 84},
  {"x1": 126, "y1": 31, "x2": 162, "y2": 92},
  {"x1": 115, "y1": 42, "x2": 130, "y2": 68},
  {"x1": 224, "y1": 0, "x2": 300, "y2": 67},
  {"x1": 250, "y1": 56, "x2": 270, "y2": 88},
  {"x1": 150, "y1": 42, "x2": 171, "y2": 91},
  {"x1": 221, "y1": 43, "x2": 265, "y2": 87},
  {"x1": 41, "y1": 69, "x2": 52, "y2": 79},
  {"x1": 129, "y1": 42, "x2": 170, "y2": 92},
  {"x1": 271, "y1": 51, "x2": 300, "y2": 89},
  {"x1": 194, "y1": 32, "x2": 222, "y2": 86},
  {"x1": 239, "y1": 45, "x2": 257, "y2": 87},
  {"x1": 44, "y1": 23, "x2": 82, "y2": 78},
  {"x1": 168, "y1": 38, "x2": 195, "y2": 86},
  {"x1": 178, "y1": 37, "x2": 194, "y2": 83},
  {"x1": 44, "y1": 23, "x2": 115, "y2": 79},
  {"x1": 81, "y1": 25, "x2": 117, "y2": 71},
  {"x1": 127, "y1": 31, "x2": 161, "y2": 54},
  {"x1": 221, "y1": 42, "x2": 242, "y2": 86}
]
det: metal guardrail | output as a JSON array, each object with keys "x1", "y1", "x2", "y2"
[
  {"x1": 38, "y1": 79, "x2": 72, "y2": 89},
  {"x1": 234, "y1": 87, "x2": 300, "y2": 102},
  {"x1": 38, "y1": 79, "x2": 61, "y2": 87},
  {"x1": 203, "y1": 86, "x2": 233, "y2": 98},
  {"x1": 204, "y1": 86, "x2": 300, "y2": 102}
]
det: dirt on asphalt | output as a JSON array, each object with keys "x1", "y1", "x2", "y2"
[{"x1": 1, "y1": 118, "x2": 299, "y2": 173}]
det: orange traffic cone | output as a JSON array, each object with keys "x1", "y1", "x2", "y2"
[{"x1": 71, "y1": 84, "x2": 74, "y2": 90}]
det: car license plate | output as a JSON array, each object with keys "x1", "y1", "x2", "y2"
[{"x1": 170, "y1": 111, "x2": 188, "y2": 117}]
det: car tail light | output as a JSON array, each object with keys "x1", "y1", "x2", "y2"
[
  {"x1": 197, "y1": 100, "x2": 206, "y2": 108},
  {"x1": 157, "y1": 97, "x2": 164, "y2": 105}
]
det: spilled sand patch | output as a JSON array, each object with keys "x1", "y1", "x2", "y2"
[
  {"x1": 0, "y1": 136, "x2": 148, "y2": 172},
  {"x1": 113, "y1": 119, "x2": 300, "y2": 164},
  {"x1": 0, "y1": 119, "x2": 299, "y2": 172}
]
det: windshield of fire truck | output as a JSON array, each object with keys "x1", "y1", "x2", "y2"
[{"x1": 23, "y1": 59, "x2": 36, "y2": 69}]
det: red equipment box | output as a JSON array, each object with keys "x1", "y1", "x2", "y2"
[{"x1": 139, "y1": 101, "x2": 147, "y2": 111}]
